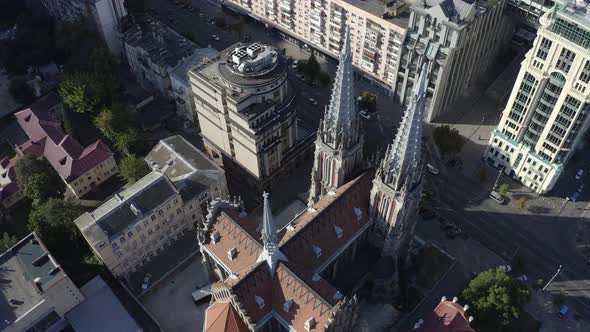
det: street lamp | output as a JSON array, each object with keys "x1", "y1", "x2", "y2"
[{"x1": 542, "y1": 265, "x2": 563, "y2": 291}]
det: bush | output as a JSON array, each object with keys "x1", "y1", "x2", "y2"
[{"x1": 119, "y1": 155, "x2": 150, "y2": 184}]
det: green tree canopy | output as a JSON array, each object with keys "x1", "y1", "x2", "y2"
[
  {"x1": 303, "y1": 54, "x2": 320, "y2": 82},
  {"x1": 8, "y1": 77, "x2": 35, "y2": 104},
  {"x1": 114, "y1": 129, "x2": 139, "y2": 156},
  {"x1": 498, "y1": 183, "x2": 510, "y2": 195},
  {"x1": 0, "y1": 233, "x2": 18, "y2": 251},
  {"x1": 119, "y1": 155, "x2": 150, "y2": 184},
  {"x1": 517, "y1": 197, "x2": 528, "y2": 210},
  {"x1": 358, "y1": 91, "x2": 377, "y2": 113},
  {"x1": 93, "y1": 108, "x2": 116, "y2": 139},
  {"x1": 28, "y1": 198, "x2": 84, "y2": 247},
  {"x1": 433, "y1": 125, "x2": 465, "y2": 157},
  {"x1": 14, "y1": 155, "x2": 65, "y2": 206},
  {"x1": 461, "y1": 269, "x2": 530, "y2": 328},
  {"x1": 58, "y1": 72, "x2": 103, "y2": 114}
]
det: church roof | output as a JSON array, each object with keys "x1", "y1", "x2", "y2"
[{"x1": 204, "y1": 302, "x2": 250, "y2": 332}]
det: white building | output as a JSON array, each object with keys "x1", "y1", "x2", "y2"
[
  {"x1": 0, "y1": 233, "x2": 85, "y2": 332},
  {"x1": 75, "y1": 135, "x2": 227, "y2": 278},
  {"x1": 169, "y1": 48, "x2": 218, "y2": 122},
  {"x1": 41, "y1": 0, "x2": 127, "y2": 55},
  {"x1": 224, "y1": 0, "x2": 409, "y2": 88},
  {"x1": 484, "y1": 0, "x2": 590, "y2": 193},
  {"x1": 393, "y1": 0, "x2": 512, "y2": 122}
]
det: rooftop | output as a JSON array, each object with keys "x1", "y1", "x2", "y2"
[
  {"x1": 170, "y1": 47, "x2": 218, "y2": 86},
  {"x1": 119, "y1": 15, "x2": 197, "y2": 69},
  {"x1": 0, "y1": 233, "x2": 65, "y2": 330},
  {"x1": 341, "y1": 0, "x2": 410, "y2": 27},
  {"x1": 418, "y1": 298, "x2": 476, "y2": 332},
  {"x1": 412, "y1": 0, "x2": 478, "y2": 25},
  {"x1": 75, "y1": 172, "x2": 178, "y2": 243}
]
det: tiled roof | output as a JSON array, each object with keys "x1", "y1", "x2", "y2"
[
  {"x1": 203, "y1": 172, "x2": 374, "y2": 330},
  {"x1": 204, "y1": 302, "x2": 249, "y2": 332},
  {"x1": 0, "y1": 157, "x2": 19, "y2": 199},
  {"x1": 420, "y1": 301, "x2": 476, "y2": 332},
  {"x1": 14, "y1": 94, "x2": 113, "y2": 183}
]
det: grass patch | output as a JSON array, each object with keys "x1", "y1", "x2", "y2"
[{"x1": 411, "y1": 245, "x2": 454, "y2": 289}]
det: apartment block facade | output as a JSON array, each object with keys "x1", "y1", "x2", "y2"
[
  {"x1": 394, "y1": 0, "x2": 511, "y2": 122},
  {"x1": 225, "y1": 0, "x2": 408, "y2": 87},
  {"x1": 484, "y1": 0, "x2": 590, "y2": 193}
]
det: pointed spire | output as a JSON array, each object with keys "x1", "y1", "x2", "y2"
[
  {"x1": 257, "y1": 192, "x2": 287, "y2": 274},
  {"x1": 380, "y1": 63, "x2": 428, "y2": 190},
  {"x1": 323, "y1": 26, "x2": 359, "y2": 150}
]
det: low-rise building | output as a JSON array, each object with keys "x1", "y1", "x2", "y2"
[
  {"x1": 169, "y1": 48, "x2": 218, "y2": 123},
  {"x1": 0, "y1": 157, "x2": 23, "y2": 208},
  {"x1": 13, "y1": 93, "x2": 118, "y2": 200},
  {"x1": 40, "y1": 0, "x2": 127, "y2": 54},
  {"x1": 0, "y1": 232, "x2": 85, "y2": 332},
  {"x1": 414, "y1": 296, "x2": 476, "y2": 331},
  {"x1": 75, "y1": 135, "x2": 227, "y2": 278}
]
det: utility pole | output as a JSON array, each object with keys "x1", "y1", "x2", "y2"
[
  {"x1": 493, "y1": 168, "x2": 503, "y2": 190},
  {"x1": 543, "y1": 265, "x2": 563, "y2": 291}
]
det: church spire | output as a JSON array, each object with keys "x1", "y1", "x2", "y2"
[
  {"x1": 257, "y1": 192, "x2": 287, "y2": 275},
  {"x1": 322, "y1": 26, "x2": 359, "y2": 150},
  {"x1": 379, "y1": 63, "x2": 428, "y2": 190}
]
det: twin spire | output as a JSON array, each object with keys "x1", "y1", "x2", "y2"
[
  {"x1": 378, "y1": 63, "x2": 428, "y2": 190},
  {"x1": 257, "y1": 192, "x2": 287, "y2": 275},
  {"x1": 321, "y1": 26, "x2": 360, "y2": 150}
]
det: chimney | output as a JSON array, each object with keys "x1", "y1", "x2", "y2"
[
  {"x1": 441, "y1": 296, "x2": 447, "y2": 302},
  {"x1": 413, "y1": 319, "x2": 424, "y2": 329},
  {"x1": 452, "y1": 296, "x2": 459, "y2": 303},
  {"x1": 469, "y1": 316, "x2": 474, "y2": 323},
  {"x1": 463, "y1": 304, "x2": 469, "y2": 312}
]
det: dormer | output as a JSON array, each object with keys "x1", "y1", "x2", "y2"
[
  {"x1": 59, "y1": 157, "x2": 67, "y2": 166},
  {"x1": 312, "y1": 245, "x2": 322, "y2": 258},
  {"x1": 353, "y1": 207, "x2": 362, "y2": 221},
  {"x1": 334, "y1": 225, "x2": 343, "y2": 238},
  {"x1": 227, "y1": 247, "x2": 237, "y2": 260},
  {"x1": 283, "y1": 298, "x2": 293, "y2": 312},
  {"x1": 255, "y1": 295, "x2": 265, "y2": 308},
  {"x1": 304, "y1": 317, "x2": 316, "y2": 331},
  {"x1": 210, "y1": 231, "x2": 220, "y2": 244},
  {"x1": 24, "y1": 114, "x2": 31, "y2": 122}
]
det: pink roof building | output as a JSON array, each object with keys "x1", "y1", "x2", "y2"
[{"x1": 415, "y1": 297, "x2": 476, "y2": 332}]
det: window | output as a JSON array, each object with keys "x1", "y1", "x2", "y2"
[
  {"x1": 120, "y1": 237, "x2": 126, "y2": 244},
  {"x1": 148, "y1": 229, "x2": 154, "y2": 235},
  {"x1": 556, "y1": 47, "x2": 576, "y2": 74},
  {"x1": 536, "y1": 38, "x2": 552, "y2": 60},
  {"x1": 177, "y1": 208, "x2": 182, "y2": 214},
  {"x1": 127, "y1": 231, "x2": 133, "y2": 238},
  {"x1": 151, "y1": 215, "x2": 156, "y2": 221},
  {"x1": 158, "y1": 210, "x2": 164, "y2": 215},
  {"x1": 143, "y1": 220, "x2": 149, "y2": 226}
]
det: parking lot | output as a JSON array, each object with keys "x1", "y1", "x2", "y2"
[{"x1": 139, "y1": 255, "x2": 210, "y2": 332}]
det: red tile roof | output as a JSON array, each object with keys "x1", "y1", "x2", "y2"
[
  {"x1": 0, "y1": 157, "x2": 20, "y2": 200},
  {"x1": 205, "y1": 302, "x2": 250, "y2": 332},
  {"x1": 420, "y1": 301, "x2": 476, "y2": 332},
  {"x1": 14, "y1": 93, "x2": 113, "y2": 183},
  {"x1": 203, "y1": 172, "x2": 374, "y2": 331}
]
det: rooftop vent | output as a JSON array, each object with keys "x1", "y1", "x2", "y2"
[
  {"x1": 312, "y1": 245, "x2": 322, "y2": 258},
  {"x1": 255, "y1": 295, "x2": 265, "y2": 308},
  {"x1": 32, "y1": 253, "x2": 49, "y2": 267},
  {"x1": 463, "y1": 304, "x2": 469, "y2": 312},
  {"x1": 353, "y1": 207, "x2": 362, "y2": 221},
  {"x1": 469, "y1": 316, "x2": 474, "y2": 323},
  {"x1": 283, "y1": 298, "x2": 293, "y2": 312},
  {"x1": 452, "y1": 296, "x2": 459, "y2": 303},
  {"x1": 312, "y1": 274, "x2": 320, "y2": 282},
  {"x1": 227, "y1": 247, "x2": 237, "y2": 260},
  {"x1": 114, "y1": 193, "x2": 123, "y2": 202},
  {"x1": 334, "y1": 225, "x2": 343, "y2": 238},
  {"x1": 286, "y1": 224, "x2": 295, "y2": 231},
  {"x1": 49, "y1": 267, "x2": 60, "y2": 275},
  {"x1": 333, "y1": 291, "x2": 343, "y2": 300},
  {"x1": 33, "y1": 277, "x2": 43, "y2": 293},
  {"x1": 232, "y1": 48, "x2": 248, "y2": 65},
  {"x1": 304, "y1": 317, "x2": 316, "y2": 331},
  {"x1": 30, "y1": 238, "x2": 38, "y2": 245},
  {"x1": 413, "y1": 319, "x2": 424, "y2": 329},
  {"x1": 441, "y1": 296, "x2": 447, "y2": 302},
  {"x1": 246, "y1": 43, "x2": 262, "y2": 57},
  {"x1": 211, "y1": 231, "x2": 220, "y2": 244},
  {"x1": 130, "y1": 203, "x2": 142, "y2": 217}
]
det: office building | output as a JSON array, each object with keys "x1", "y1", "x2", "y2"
[
  {"x1": 394, "y1": 0, "x2": 511, "y2": 122},
  {"x1": 0, "y1": 233, "x2": 84, "y2": 332},
  {"x1": 507, "y1": 0, "x2": 554, "y2": 25},
  {"x1": 484, "y1": 0, "x2": 590, "y2": 193},
  {"x1": 224, "y1": 0, "x2": 408, "y2": 88},
  {"x1": 41, "y1": 0, "x2": 127, "y2": 54},
  {"x1": 75, "y1": 136, "x2": 227, "y2": 278}
]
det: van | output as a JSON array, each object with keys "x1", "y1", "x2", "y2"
[
  {"x1": 192, "y1": 285, "x2": 212, "y2": 304},
  {"x1": 489, "y1": 191, "x2": 505, "y2": 204}
]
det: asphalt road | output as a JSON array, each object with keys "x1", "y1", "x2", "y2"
[{"x1": 425, "y1": 143, "x2": 590, "y2": 318}]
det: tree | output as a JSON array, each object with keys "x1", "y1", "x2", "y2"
[
  {"x1": 114, "y1": 129, "x2": 139, "y2": 156},
  {"x1": 303, "y1": 54, "x2": 320, "y2": 82},
  {"x1": 461, "y1": 269, "x2": 530, "y2": 328},
  {"x1": 28, "y1": 198, "x2": 84, "y2": 247},
  {"x1": 498, "y1": 183, "x2": 510, "y2": 195},
  {"x1": 8, "y1": 77, "x2": 35, "y2": 104},
  {"x1": 93, "y1": 108, "x2": 116, "y2": 139},
  {"x1": 119, "y1": 155, "x2": 150, "y2": 184},
  {"x1": 58, "y1": 72, "x2": 102, "y2": 114},
  {"x1": 15, "y1": 156, "x2": 65, "y2": 206},
  {"x1": 433, "y1": 125, "x2": 465, "y2": 156},
  {"x1": 0, "y1": 233, "x2": 18, "y2": 251},
  {"x1": 358, "y1": 91, "x2": 377, "y2": 113},
  {"x1": 517, "y1": 197, "x2": 528, "y2": 210}
]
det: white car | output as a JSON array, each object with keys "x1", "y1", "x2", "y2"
[
  {"x1": 489, "y1": 191, "x2": 505, "y2": 204},
  {"x1": 516, "y1": 275, "x2": 528, "y2": 282},
  {"x1": 576, "y1": 169, "x2": 584, "y2": 180},
  {"x1": 359, "y1": 110, "x2": 370, "y2": 119},
  {"x1": 141, "y1": 273, "x2": 153, "y2": 290},
  {"x1": 426, "y1": 164, "x2": 439, "y2": 175},
  {"x1": 497, "y1": 265, "x2": 512, "y2": 273}
]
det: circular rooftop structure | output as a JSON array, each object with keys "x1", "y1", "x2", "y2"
[{"x1": 218, "y1": 43, "x2": 287, "y2": 88}]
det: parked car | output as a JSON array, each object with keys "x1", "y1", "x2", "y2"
[
  {"x1": 141, "y1": 273, "x2": 153, "y2": 290},
  {"x1": 489, "y1": 191, "x2": 505, "y2": 204},
  {"x1": 516, "y1": 275, "x2": 528, "y2": 282},
  {"x1": 359, "y1": 110, "x2": 371, "y2": 119},
  {"x1": 292, "y1": 59, "x2": 299, "y2": 69},
  {"x1": 446, "y1": 227, "x2": 464, "y2": 239},
  {"x1": 192, "y1": 284, "x2": 212, "y2": 304},
  {"x1": 426, "y1": 164, "x2": 439, "y2": 175},
  {"x1": 308, "y1": 97, "x2": 318, "y2": 106},
  {"x1": 497, "y1": 265, "x2": 512, "y2": 273},
  {"x1": 576, "y1": 169, "x2": 584, "y2": 180},
  {"x1": 211, "y1": 34, "x2": 220, "y2": 41}
]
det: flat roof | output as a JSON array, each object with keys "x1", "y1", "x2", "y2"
[
  {"x1": 0, "y1": 233, "x2": 63, "y2": 329},
  {"x1": 341, "y1": 0, "x2": 410, "y2": 27},
  {"x1": 170, "y1": 48, "x2": 218, "y2": 86}
]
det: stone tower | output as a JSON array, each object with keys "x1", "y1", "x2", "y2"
[
  {"x1": 256, "y1": 192, "x2": 287, "y2": 274},
  {"x1": 308, "y1": 27, "x2": 363, "y2": 205},
  {"x1": 370, "y1": 63, "x2": 428, "y2": 260}
]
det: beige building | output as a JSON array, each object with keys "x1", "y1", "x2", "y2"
[
  {"x1": 484, "y1": 0, "x2": 590, "y2": 193},
  {"x1": 75, "y1": 136, "x2": 227, "y2": 278},
  {"x1": 0, "y1": 233, "x2": 84, "y2": 332},
  {"x1": 224, "y1": 0, "x2": 408, "y2": 87},
  {"x1": 190, "y1": 42, "x2": 300, "y2": 181}
]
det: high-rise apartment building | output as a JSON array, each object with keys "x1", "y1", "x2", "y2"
[
  {"x1": 394, "y1": 0, "x2": 511, "y2": 122},
  {"x1": 190, "y1": 42, "x2": 310, "y2": 191},
  {"x1": 507, "y1": 0, "x2": 554, "y2": 25},
  {"x1": 224, "y1": 0, "x2": 408, "y2": 87},
  {"x1": 484, "y1": 0, "x2": 590, "y2": 193}
]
